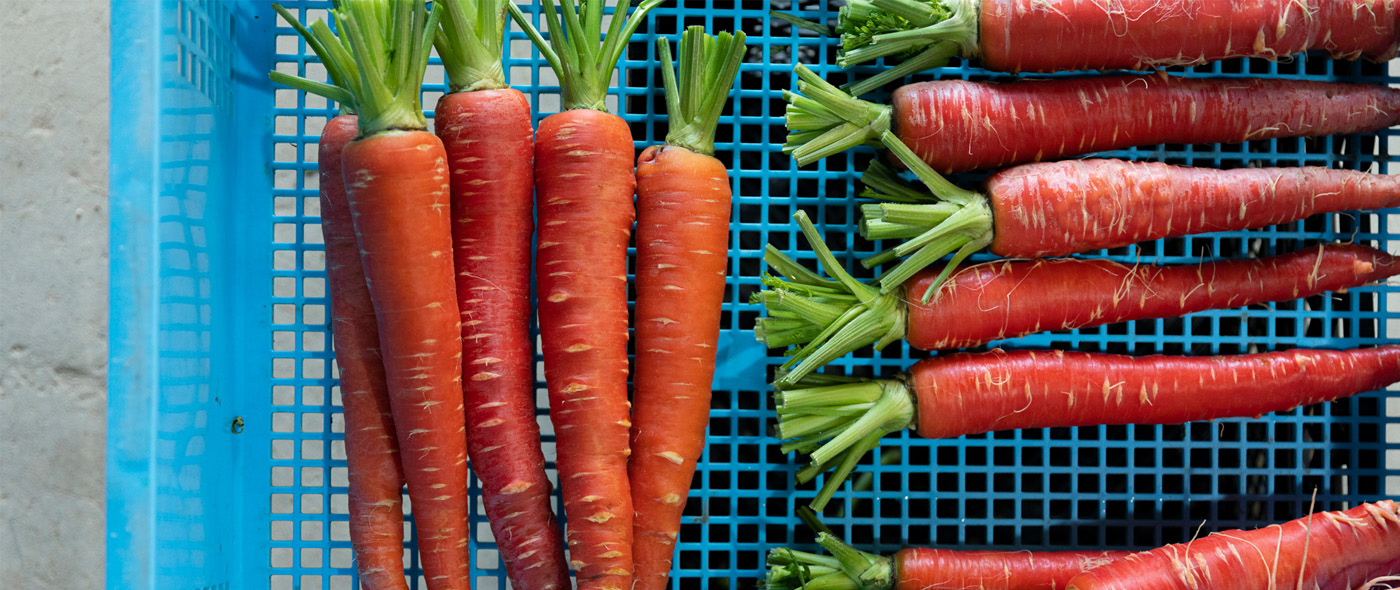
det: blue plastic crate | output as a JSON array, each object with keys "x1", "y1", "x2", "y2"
[{"x1": 108, "y1": 1, "x2": 1400, "y2": 589}]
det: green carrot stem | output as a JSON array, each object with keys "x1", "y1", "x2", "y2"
[
  {"x1": 806, "y1": 380, "x2": 914, "y2": 469},
  {"x1": 769, "y1": 10, "x2": 835, "y2": 37},
  {"x1": 508, "y1": 0, "x2": 663, "y2": 112},
  {"x1": 782, "y1": 65, "x2": 892, "y2": 166},
  {"x1": 434, "y1": 0, "x2": 509, "y2": 92},
  {"x1": 657, "y1": 26, "x2": 747, "y2": 155},
  {"x1": 859, "y1": 161, "x2": 937, "y2": 203},
  {"x1": 809, "y1": 431, "x2": 884, "y2": 511},
  {"x1": 269, "y1": 3, "x2": 360, "y2": 115},
  {"x1": 319, "y1": 0, "x2": 441, "y2": 136},
  {"x1": 777, "y1": 381, "x2": 884, "y2": 409},
  {"x1": 764, "y1": 532, "x2": 895, "y2": 590},
  {"x1": 754, "y1": 212, "x2": 909, "y2": 388},
  {"x1": 843, "y1": 42, "x2": 958, "y2": 96}
]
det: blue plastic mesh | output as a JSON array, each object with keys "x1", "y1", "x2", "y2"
[{"x1": 108, "y1": 1, "x2": 1399, "y2": 589}]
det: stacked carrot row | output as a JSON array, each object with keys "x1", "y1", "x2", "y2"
[
  {"x1": 761, "y1": 1, "x2": 1400, "y2": 587},
  {"x1": 271, "y1": 1, "x2": 745, "y2": 589}
]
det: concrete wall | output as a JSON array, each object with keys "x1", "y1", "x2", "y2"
[{"x1": 0, "y1": 0, "x2": 110, "y2": 588}]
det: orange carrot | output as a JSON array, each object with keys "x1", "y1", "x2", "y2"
[
  {"x1": 778, "y1": 347, "x2": 1400, "y2": 511},
  {"x1": 433, "y1": 1, "x2": 568, "y2": 587},
  {"x1": 784, "y1": 67, "x2": 1400, "y2": 173},
  {"x1": 776, "y1": 0, "x2": 1400, "y2": 92},
  {"x1": 269, "y1": 7, "x2": 408, "y2": 590},
  {"x1": 509, "y1": 1, "x2": 662, "y2": 588},
  {"x1": 1067, "y1": 501, "x2": 1400, "y2": 589},
  {"x1": 855, "y1": 158, "x2": 1400, "y2": 298},
  {"x1": 767, "y1": 532, "x2": 1131, "y2": 590},
  {"x1": 755, "y1": 210, "x2": 1400, "y2": 389},
  {"x1": 274, "y1": 2, "x2": 469, "y2": 588},
  {"x1": 630, "y1": 27, "x2": 744, "y2": 590}
]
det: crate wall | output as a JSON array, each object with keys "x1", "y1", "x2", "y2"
[{"x1": 107, "y1": 1, "x2": 1400, "y2": 589}]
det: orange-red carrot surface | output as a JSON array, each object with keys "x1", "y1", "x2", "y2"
[
  {"x1": 345, "y1": 128, "x2": 470, "y2": 589},
  {"x1": 756, "y1": 211, "x2": 1400, "y2": 388},
  {"x1": 986, "y1": 161, "x2": 1400, "y2": 258},
  {"x1": 776, "y1": 347, "x2": 1400, "y2": 510},
  {"x1": 766, "y1": 532, "x2": 1132, "y2": 590},
  {"x1": 783, "y1": 68, "x2": 1400, "y2": 173},
  {"x1": 293, "y1": 2, "x2": 469, "y2": 587},
  {"x1": 535, "y1": 108, "x2": 637, "y2": 590},
  {"x1": 629, "y1": 28, "x2": 744, "y2": 590},
  {"x1": 793, "y1": 0, "x2": 1400, "y2": 91},
  {"x1": 269, "y1": 6, "x2": 429, "y2": 588},
  {"x1": 1066, "y1": 501, "x2": 1400, "y2": 590},
  {"x1": 906, "y1": 244, "x2": 1398, "y2": 351},
  {"x1": 434, "y1": 1, "x2": 568, "y2": 587},
  {"x1": 509, "y1": 1, "x2": 663, "y2": 587},
  {"x1": 979, "y1": 0, "x2": 1400, "y2": 72},
  {"x1": 322, "y1": 114, "x2": 410, "y2": 590}
]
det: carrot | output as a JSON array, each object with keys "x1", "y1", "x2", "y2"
[
  {"x1": 273, "y1": 1, "x2": 469, "y2": 587},
  {"x1": 508, "y1": 1, "x2": 662, "y2": 588},
  {"x1": 774, "y1": 0, "x2": 1400, "y2": 90},
  {"x1": 270, "y1": 6, "x2": 408, "y2": 589},
  {"x1": 854, "y1": 156, "x2": 1400, "y2": 297},
  {"x1": 629, "y1": 27, "x2": 745, "y2": 590},
  {"x1": 767, "y1": 532, "x2": 1130, "y2": 590},
  {"x1": 783, "y1": 66, "x2": 1400, "y2": 173},
  {"x1": 432, "y1": 1, "x2": 567, "y2": 588},
  {"x1": 754, "y1": 211, "x2": 1400, "y2": 388},
  {"x1": 1066, "y1": 501, "x2": 1400, "y2": 589},
  {"x1": 777, "y1": 346, "x2": 1400, "y2": 510}
]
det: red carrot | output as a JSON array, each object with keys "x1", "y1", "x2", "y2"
[
  {"x1": 775, "y1": 0, "x2": 1400, "y2": 91},
  {"x1": 766, "y1": 531, "x2": 1131, "y2": 590},
  {"x1": 783, "y1": 67, "x2": 1400, "y2": 173},
  {"x1": 508, "y1": 1, "x2": 662, "y2": 588},
  {"x1": 777, "y1": 346, "x2": 1400, "y2": 510},
  {"x1": 755, "y1": 210, "x2": 1399, "y2": 388},
  {"x1": 270, "y1": 7, "x2": 408, "y2": 590},
  {"x1": 432, "y1": 1, "x2": 568, "y2": 588},
  {"x1": 629, "y1": 27, "x2": 745, "y2": 590},
  {"x1": 274, "y1": 2, "x2": 469, "y2": 587},
  {"x1": 1067, "y1": 501, "x2": 1400, "y2": 589},
  {"x1": 855, "y1": 157, "x2": 1400, "y2": 298}
]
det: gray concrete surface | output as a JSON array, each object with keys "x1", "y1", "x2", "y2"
[{"x1": 0, "y1": 0, "x2": 110, "y2": 588}]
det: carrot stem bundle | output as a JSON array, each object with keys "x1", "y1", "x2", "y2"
[
  {"x1": 783, "y1": 66, "x2": 1400, "y2": 173},
  {"x1": 780, "y1": 346, "x2": 1400, "y2": 510},
  {"x1": 508, "y1": 1, "x2": 662, "y2": 588},
  {"x1": 1067, "y1": 501, "x2": 1400, "y2": 589},
  {"x1": 432, "y1": 1, "x2": 569, "y2": 588},
  {"x1": 856, "y1": 157, "x2": 1400, "y2": 298},
  {"x1": 755, "y1": 210, "x2": 1400, "y2": 388},
  {"x1": 270, "y1": 6, "x2": 408, "y2": 589},
  {"x1": 776, "y1": 0, "x2": 1400, "y2": 89},
  {"x1": 767, "y1": 531, "x2": 1130, "y2": 590},
  {"x1": 629, "y1": 27, "x2": 745, "y2": 590}
]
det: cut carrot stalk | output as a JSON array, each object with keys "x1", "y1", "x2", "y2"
[
  {"x1": 783, "y1": 66, "x2": 1400, "y2": 172},
  {"x1": 854, "y1": 157, "x2": 1400, "y2": 295},
  {"x1": 773, "y1": 0, "x2": 1400, "y2": 86},
  {"x1": 273, "y1": 1, "x2": 470, "y2": 588},
  {"x1": 779, "y1": 346, "x2": 1400, "y2": 510},
  {"x1": 1067, "y1": 501, "x2": 1400, "y2": 589},
  {"x1": 433, "y1": 1, "x2": 568, "y2": 588},
  {"x1": 630, "y1": 26, "x2": 745, "y2": 590},
  {"x1": 508, "y1": 0, "x2": 663, "y2": 588},
  {"x1": 270, "y1": 5, "x2": 407, "y2": 589},
  {"x1": 767, "y1": 531, "x2": 1130, "y2": 590},
  {"x1": 754, "y1": 211, "x2": 1400, "y2": 389}
]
